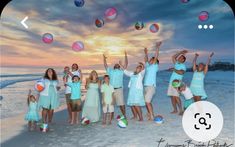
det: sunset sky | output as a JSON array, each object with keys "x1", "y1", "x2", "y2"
[{"x1": 0, "y1": 0, "x2": 234, "y2": 70}]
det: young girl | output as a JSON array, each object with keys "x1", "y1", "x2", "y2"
[
  {"x1": 120, "y1": 61, "x2": 145, "y2": 121},
  {"x1": 101, "y1": 75, "x2": 115, "y2": 125},
  {"x1": 38, "y1": 68, "x2": 60, "y2": 125},
  {"x1": 25, "y1": 89, "x2": 40, "y2": 131},
  {"x1": 190, "y1": 52, "x2": 214, "y2": 101},
  {"x1": 172, "y1": 80, "x2": 194, "y2": 110},
  {"x1": 66, "y1": 75, "x2": 82, "y2": 125},
  {"x1": 63, "y1": 66, "x2": 72, "y2": 123},
  {"x1": 82, "y1": 70, "x2": 101, "y2": 123}
]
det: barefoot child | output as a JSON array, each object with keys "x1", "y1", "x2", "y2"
[
  {"x1": 101, "y1": 75, "x2": 115, "y2": 125},
  {"x1": 172, "y1": 80, "x2": 194, "y2": 110},
  {"x1": 65, "y1": 75, "x2": 82, "y2": 125},
  {"x1": 190, "y1": 52, "x2": 214, "y2": 101},
  {"x1": 25, "y1": 89, "x2": 40, "y2": 131}
]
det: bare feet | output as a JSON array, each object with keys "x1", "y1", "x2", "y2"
[
  {"x1": 171, "y1": 110, "x2": 178, "y2": 114},
  {"x1": 102, "y1": 121, "x2": 106, "y2": 126},
  {"x1": 138, "y1": 118, "x2": 143, "y2": 121},
  {"x1": 179, "y1": 111, "x2": 184, "y2": 116},
  {"x1": 108, "y1": 121, "x2": 112, "y2": 125},
  {"x1": 131, "y1": 117, "x2": 137, "y2": 120}
]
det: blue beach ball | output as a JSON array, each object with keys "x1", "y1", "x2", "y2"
[
  {"x1": 154, "y1": 115, "x2": 164, "y2": 124},
  {"x1": 74, "y1": 0, "x2": 85, "y2": 7}
]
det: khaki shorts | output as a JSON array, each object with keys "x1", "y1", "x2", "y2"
[
  {"x1": 70, "y1": 99, "x2": 82, "y2": 112},
  {"x1": 103, "y1": 104, "x2": 114, "y2": 113},
  {"x1": 113, "y1": 88, "x2": 125, "y2": 106},
  {"x1": 65, "y1": 93, "x2": 71, "y2": 103},
  {"x1": 144, "y1": 86, "x2": 156, "y2": 103},
  {"x1": 167, "y1": 84, "x2": 179, "y2": 97}
]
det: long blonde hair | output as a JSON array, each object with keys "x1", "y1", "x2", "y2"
[{"x1": 89, "y1": 70, "x2": 99, "y2": 83}]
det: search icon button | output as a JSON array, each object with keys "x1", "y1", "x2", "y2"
[{"x1": 199, "y1": 117, "x2": 207, "y2": 126}]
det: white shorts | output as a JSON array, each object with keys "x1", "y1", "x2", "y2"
[
  {"x1": 103, "y1": 104, "x2": 114, "y2": 113},
  {"x1": 113, "y1": 88, "x2": 125, "y2": 106},
  {"x1": 167, "y1": 84, "x2": 180, "y2": 97},
  {"x1": 144, "y1": 86, "x2": 156, "y2": 103}
]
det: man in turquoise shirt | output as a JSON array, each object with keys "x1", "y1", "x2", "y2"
[
  {"x1": 103, "y1": 51, "x2": 128, "y2": 118},
  {"x1": 143, "y1": 42, "x2": 161, "y2": 120},
  {"x1": 167, "y1": 50, "x2": 188, "y2": 115}
]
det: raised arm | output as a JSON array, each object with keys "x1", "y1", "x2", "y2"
[
  {"x1": 85, "y1": 78, "x2": 89, "y2": 89},
  {"x1": 27, "y1": 89, "x2": 31, "y2": 105},
  {"x1": 124, "y1": 51, "x2": 128, "y2": 69},
  {"x1": 172, "y1": 50, "x2": 188, "y2": 64},
  {"x1": 144, "y1": 48, "x2": 149, "y2": 63},
  {"x1": 204, "y1": 52, "x2": 214, "y2": 74},
  {"x1": 154, "y1": 41, "x2": 162, "y2": 60},
  {"x1": 103, "y1": 54, "x2": 108, "y2": 70},
  {"x1": 193, "y1": 53, "x2": 199, "y2": 72}
]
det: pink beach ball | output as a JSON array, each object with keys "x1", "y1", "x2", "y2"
[
  {"x1": 198, "y1": 11, "x2": 209, "y2": 21},
  {"x1": 104, "y1": 7, "x2": 118, "y2": 21},
  {"x1": 149, "y1": 23, "x2": 159, "y2": 33},
  {"x1": 72, "y1": 41, "x2": 84, "y2": 52},
  {"x1": 42, "y1": 33, "x2": 53, "y2": 44}
]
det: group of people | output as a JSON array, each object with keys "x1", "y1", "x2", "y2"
[{"x1": 24, "y1": 41, "x2": 214, "y2": 131}]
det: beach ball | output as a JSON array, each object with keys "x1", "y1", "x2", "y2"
[
  {"x1": 104, "y1": 7, "x2": 118, "y2": 21},
  {"x1": 181, "y1": 0, "x2": 190, "y2": 3},
  {"x1": 35, "y1": 80, "x2": 45, "y2": 92},
  {"x1": 118, "y1": 120, "x2": 127, "y2": 128},
  {"x1": 81, "y1": 117, "x2": 90, "y2": 125},
  {"x1": 74, "y1": 0, "x2": 84, "y2": 7},
  {"x1": 135, "y1": 21, "x2": 145, "y2": 30},
  {"x1": 198, "y1": 11, "x2": 209, "y2": 21},
  {"x1": 72, "y1": 41, "x2": 84, "y2": 52},
  {"x1": 95, "y1": 19, "x2": 104, "y2": 28},
  {"x1": 149, "y1": 23, "x2": 159, "y2": 33},
  {"x1": 40, "y1": 123, "x2": 49, "y2": 132},
  {"x1": 42, "y1": 33, "x2": 53, "y2": 44},
  {"x1": 154, "y1": 115, "x2": 164, "y2": 124}
]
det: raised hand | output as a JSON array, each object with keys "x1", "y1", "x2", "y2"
[
  {"x1": 156, "y1": 41, "x2": 162, "y2": 48},
  {"x1": 144, "y1": 48, "x2": 148, "y2": 54},
  {"x1": 28, "y1": 89, "x2": 32, "y2": 95},
  {"x1": 181, "y1": 50, "x2": 188, "y2": 54},
  {"x1": 103, "y1": 54, "x2": 107, "y2": 59},
  {"x1": 209, "y1": 52, "x2": 214, "y2": 58},
  {"x1": 195, "y1": 53, "x2": 199, "y2": 57}
]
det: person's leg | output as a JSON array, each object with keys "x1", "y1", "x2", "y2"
[
  {"x1": 120, "y1": 105, "x2": 126, "y2": 118},
  {"x1": 131, "y1": 106, "x2": 137, "y2": 119},
  {"x1": 170, "y1": 97, "x2": 178, "y2": 113},
  {"x1": 135, "y1": 106, "x2": 143, "y2": 121},
  {"x1": 146, "y1": 103, "x2": 154, "y2": 120},
  {"x1": 74, "y1": 112, "x2": 78, "y2": 124},
  {"x1": 66, "y1": 94, "x2": 72, "y2": 123},
  {"x1": 175, "y1": 97, "x2": 183, "y2": 115},
  {"x1": 28, "y1": 121, "x2": 32, "y2": 131},
  {"x1": 71, "y1": 112, "x2": 75, "y2": 124},
  {"x1": 102, "y1": 113, "x2": 107, "y2": 125},
  {"x1": 42, "y1": 108, "x2": 48, "y2": 123},
  {"x1": 48, "y1": 109, "x2": 54, "y2": 123},
  {"x1": 194, "y1": 96, "x2": 201, "y2": 102}
]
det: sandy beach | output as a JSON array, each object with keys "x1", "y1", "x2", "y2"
[{"x1": 1, "y1": 71, "x2": 234, "y2": 147}]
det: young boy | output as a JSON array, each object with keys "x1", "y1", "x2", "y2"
[
  {"x1": 65, "y1": 75, "x2": 82, "y2": 125},
  {"x1": 172, "y1": 79, "x2": 194, "y2": 110},
  {"x1": 101, "y1": 75, "x2": 115, "y2": 125}
]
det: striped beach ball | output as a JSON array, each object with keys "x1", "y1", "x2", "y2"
[
  {"x1": 81, "y1": 117, "x2": 90, "y2": 125},
  {"x1": 104, "y1": 7, "x2": 118, "y2": 21},
  {"x1": 95, "y1": 18, "x2": 104, "y2": 28},
  {"x1": 74, "y1": 0, "x2": 84, "y2": 7},
  {"x1": 154, "y1": 115, "x2": 164, "y2": 124},
  {"x1": 181, "y1": 0, "x2": 190, "y2": 3},
  {"x1": 35, "y1": 80, "x2": 45, "y2": 92},
  {"x1": 198, "y1": 11, "x2": 209, "y2": 21},
  {"x1": 42, "y1": 33, "x2": 53, "y2": 44},
  {"x1": 149, "y1": 23, "x2": 159, "y2": 33},
  {"x1": 135, "y1": 21, "x2": 145, "y2": 30},
  {"x1": 72, "y1": 41, "x2": 84, "y2": 52}
]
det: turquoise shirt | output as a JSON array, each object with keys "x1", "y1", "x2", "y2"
[
  {"x1": 169, "y1": 62, "x2": 186, "y2": 83},
  {"x1": 106, "y1": 68, "x2": 124, "y2": 88},
  {"x1": 144, "y1": 62, "x2": 159, "y2": 87},
  {"x1": 67, "y1": 82, "x2": 81, "y2": 100}
]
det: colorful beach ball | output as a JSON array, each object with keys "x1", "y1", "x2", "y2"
[
  {"x1": 81, "y1": 117, "x2": 90, "y2": 125},
  {"x1": 35, "y1": 80, "x2": 45, "y2": 92},
  {"x1": 104, "y1": 7, "x2": 118, "y2": 21},
  {"x1": 42, "y1": 33, "x2": 53, "y2": 44},
  {"x1": 118, "y1": 119, "x2": 127, "y2": 128},
  {"x1": 149, "y1": 23, "x2": 159, "y2": 33},
  {"x1": 154, "y1": 115, "x2": 164, "y2": 124},
  {"x1": 181, "y1": 0, "x2": 190, "y2": 3},
  {"x1": 198, "y1": 11, "x2": 209, "y2": 21},
  {"x1": 95, "y1": 18, "x2": 104, "y2": 28},
  {"x1": 72, "y1": 41, "x2": 84, "y2": 52},
  {"x1": 40, "y1": 123, "x2": 49, "y2": 132},
  {"x1": 135, "y1": 21, "x2": 145, "y2": 30},
  {"x1": 74, "y1": 0, "x2": 84, "y2": 7}
]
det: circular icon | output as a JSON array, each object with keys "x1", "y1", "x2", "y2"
[
  {"x1": 198, "y1": 25, "x2": 202, "y2": 29},
  {"x1": 209, "y1": 25, "x2": 213, "y2": 29},
  {"x1": 204, "y1": 25, "x2": 208, "y2": 29},
  {"x1": 182, "y1": 101, "x2": 223, "y2": 142}
]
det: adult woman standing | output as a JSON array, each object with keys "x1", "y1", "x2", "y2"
[
  {"x1": 38, "y1": 68, "x2": 60, "y2": 124},
  {"x1": 82, "y1": 70, "x2": 101, "y2": 123}
]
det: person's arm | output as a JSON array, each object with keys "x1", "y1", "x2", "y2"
[
  {"x1": 111, "y1": 93, "x2": 115, "y2": 105},
  {"x1": 101, "y1": 93, "x2": 105, "y2": 106},
  {"x1": 154, "y1": 41, "x2": 162, "y2": 62},
  {"x1": 204, "y1": 52, "x2": 214, "y2": 74},
  {"x1": 27, "y1": 89, "x2": 31, "y2": 105},
  {"x1": 193, "y1": 53, "x2": 199, "y2": 72},
  {"x1": 144, "y1": 48, "x2": 149, "y2": 63},
  {"x1": 85, "y1": 78, "x2": 89, "y2": 89},
  {"x1": 173, "y1": 69, "x2": 185, "y2": 75},
  {"x1": 123, "y1": 69, "x2": 133, "y2": 77},
  {"x1": 172, "y1": 50, "x2": 188, "y2": 64},
  {"x1": 119, "y1": 60, "x2": 126, "y2": 70},
  {"x1": 103, "y1": 54, "x2": 108, "y2": 70},
  {"x1": 139, "y1": 62, "x2": 145, "y2": 76},
  {"x1": 124, "y1": 51, "x2": 128, "y2": 69},
  {"x1": 79, "y1": 70, "x2": 83, "y2": 83}
]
